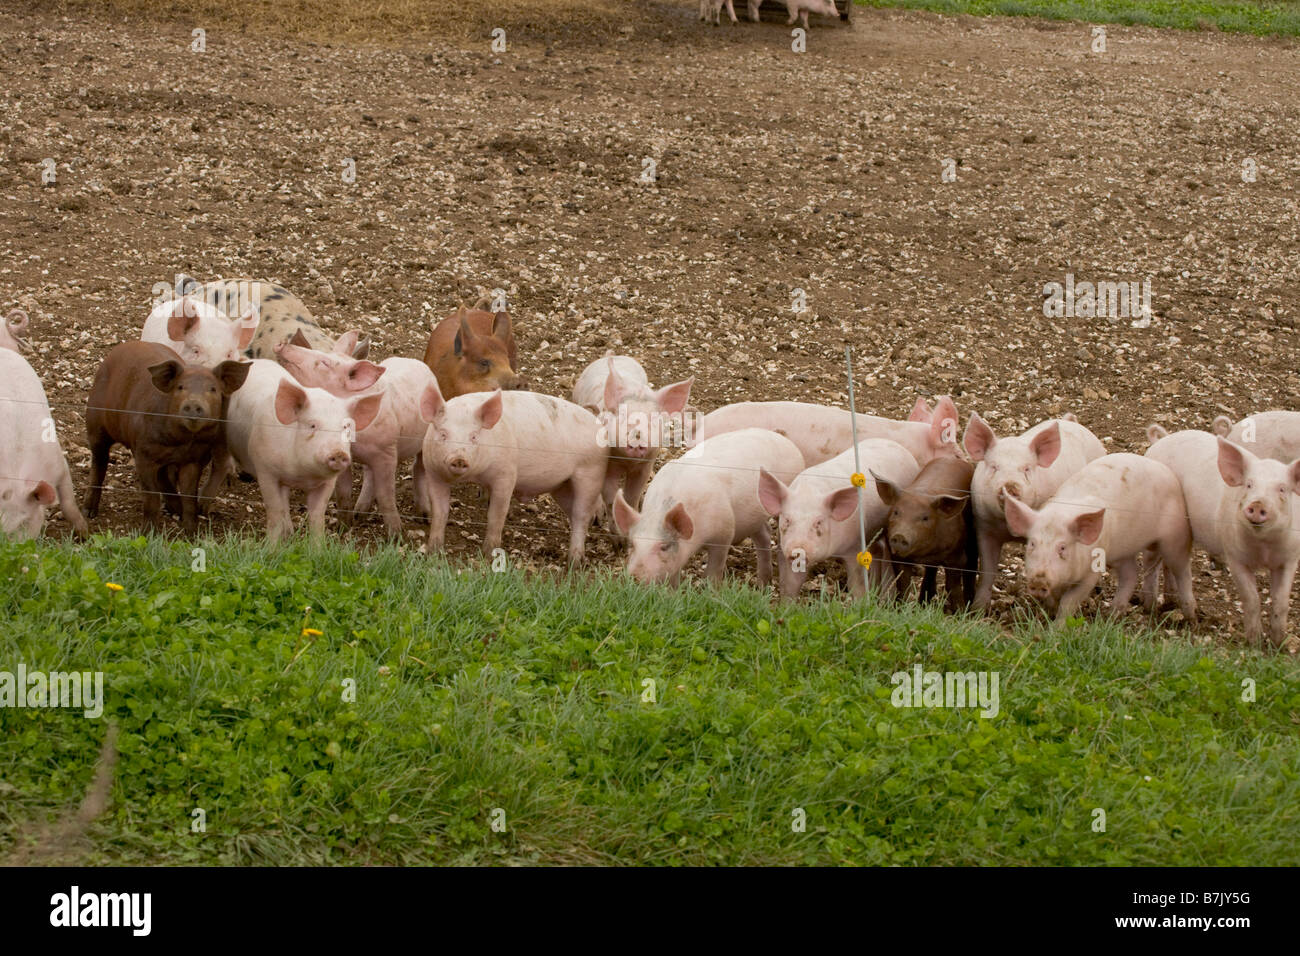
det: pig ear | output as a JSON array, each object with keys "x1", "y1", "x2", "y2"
[
  {"x1": 351, "y1": 337, "x2": 370, "y2": 360},
  {"x1": 1070, "y1": 508, "x2": 1106, "y2": 546},
  {"x1": 349, "y1": 392, "x2": 385, "y2": 433},
  {"x1": 289, "y1": 328, "x2": 312, "y2": 349},
  {"x1": 963, "y1": 412, "x2": 996, "y2": 462},
  {"x1": 1212, "y1": 415, "x2": 1233, "y2": 438},
  {"x1": 756, "y1": 467, "x2": 788, "y2": 517},
  {"x1": 655, "y1": 377, "x2": 694, "y2": 415},
  {"x1": 929, "y1": 396, "x2": 958, "y2": 447},
  {"x1": 664, "y1": 502, "x2": 695, "y2": 540},
  {"x1": 1146, "y1": 423, "x2": 1168, "y2": 444},
  {"x1": 334, "y1": 330, "x2": 361, "y2": 355},
  {"x1": 1002, "y1": 496, "x2": 1037, "y2": 539},
  {"x1": 477, "y1": 390, "x2": 504, "y2": 429},
  {"x1": 934, "y1": 493, "x2": 969, "y2": 518},
  {"x1": 603, "y1": 365, "x2": 627, "y2": 411},
  {"x1": 346, "y1": 360, "x2": 386, "y2": 392},
  {"x1": 1217, "y1": 438, "x2": 1248, "y2": 487},
  {"x1": 418, "y1": 382, "x2": 446, "y2": 423},
  {"x1": 236, "y1": 315, "x2": 257, "y2": 351},
  {"x1": 165, "y1": 297, "x2": 201, "y2": 341},
  {"x1": 274, "y1": 378, "x2": 309, "y2": 425},
  {"x1": 613, "y1": 489, "x2": 640, "y2": 535},
  {"x1": 214, "y1": 361, "x2": 252, "y2": 396},
  {"x1": 31, "y1": 480, "x2": 56, "y2": 506},
  {"x1": 491, "y1": 311, "x2": 512, "y2": 341},
  {"x1": 1061, "y1": 412, "x2": 1079, "y2": 423},
  {"x1": 827, "y1": 486, "x2": 860, "y2": 522},
  {"x1": 870, "y1": 469, "x2": 898, "y2": 507},
  {"x1": 454, "y1": 312, "x2": 477, "y2": 358},
  {"x1": 907, "y1": 397, "x2": 932, "y2": 423},
  {"x1": 1287, "y1": 459, "x2": 1300, "y2": 495},
  {"x1": 1030, "y1": 422, "x2": 1062, "y2": 468},
  {"x1": 148, "y1": 360, "x2": 184, "y2": 393}
]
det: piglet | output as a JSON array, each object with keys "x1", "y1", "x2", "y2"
[
  {"x1": 419, "y1": 388, "x2": 608, "y2": 563},
  {"x1": 572, "y1": 354, "x2": 694, "y2": 518},
  {"x1": 141, "y1": 295, "x2": 256, "y2": 367},
  {"x1": 697, "y1": 396, "x2": 959, "y2": 468},
  {"x1": 758, "y1": 437, "x2": 918, "y2": 599},
  {"x1": 84, "y1": 342, "x2": 250, "y2": 534},
  {"x1": 963, "y1": 414, "x2": 1107, "y2": 611},
  {"x1": 784, "y1": 0, "x2": 839, "y2": 29},
  {"x1": 275, "y1": 336, "x2": 437, "y2": 536},
  {"x1": 1147, "y1": 429, "x2": 1300, "y2": 647},
  {"x1": 223, "y1": 360, "x2": 383, "y2": 542},
  {"x1": 2, "y1": 309, "x2": 29, "y2": 353},
  {"x1": 1211, "y1": 411, "x2": 1300, "y2": 464},
  {"x1": 1002, "y1": 453, "x2": 1195, "y2": 626},
  {"x1": 617, "y1": 428, "x2": 805, "y2": 587},
  {"x1": 875, "y1": 457, "x2": 977, "y2": 610},
  {"x1": 0, "y1": 349, "x2": 87, "y2": 539},
  {"x1": 422, "y1": 306, "x2": 523, "y2": 400}
]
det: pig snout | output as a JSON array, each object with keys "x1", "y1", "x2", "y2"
[
  {"x1": 1244, "y1": 498, "x2": 1273, "y2": 526},
  {"x1": 888, "y1": 529, "x2": 913, "y2": 556},
  {"x1": 503, "y1": 374, "x2": 526, "y2": 391},
  {"x1": 324, "y1": 446, "x2": 351, "y2": 473},
  {"x1": 997, "y1": 481, "x2": 1025, "y2": 508},
  {"x1": 446, "y1": 455, "x2": 471, "y2": 476},
  {"x1": 1024, "y1": 574, "x2": 1059, "y2": 610}
]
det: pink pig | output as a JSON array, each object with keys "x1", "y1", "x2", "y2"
[
  {"x1": 223, "y1": 359, "x2": 383, "y2": 542},
  {"x1": 418, "y1": 388, "x2": 609, "y2": 564},
  {"x1": 572, "y1": 354, "x2": 694, "y2": 518},
  {"x1": 1002, "y1": 453, "x2": 1196, "y2": 626},
  {"x1": 275, "y1": 335, "x2": 438, "y2": 536},
  {"x1": 0, "y1": 349, "x2": 87, "y2": 539},
  {"x1": 783, "y1": 0, "x2": 839, "y2": 29},
  {"x1": 963, "y1": 414, "x2": 1107, "y2": 610},
  {"x1": 614, "y1": 428, "x2": 804, "y2": 587},
  {"x1": 141, "y1": 295, "x2": 256, "y2": 367},
  {"x1": 696, "y1": 396, "x2": 959, "y2": 468},
  {"x1": 757, "y1": 438, "x2": 919, "y2": 599},
  {"x1": 1148, "y1": 429, "x2": 1300, "y2": 647},
  {"x1": 1, "y1": 309, "x2": 29, "y2": 353},
  {"x1": 1212, "y1": 411, "x2": 1300, "y2": 464}
]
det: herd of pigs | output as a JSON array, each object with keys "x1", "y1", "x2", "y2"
[
  {"x1": 698, "y1": 0, "x2": 841, "y2": 29},
  {"x1": 3, "y1": 277, "x2": 1300, "y2": 652}
]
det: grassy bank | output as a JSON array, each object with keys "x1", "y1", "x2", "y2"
[
  {"x1": 2, "y1": 535, "x2": 1297, "y2": 865},
  {"x1": 859, "y1": 0, "x2": 1300, "y2": 37}
]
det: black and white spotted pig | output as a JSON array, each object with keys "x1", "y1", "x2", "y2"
[{"x1": 196, "y1": 278, "x2": 369, "y2": 360}]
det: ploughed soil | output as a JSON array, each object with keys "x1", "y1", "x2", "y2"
[{"x1": 3, "y1": 2, "x2": 1300, "y2": 650}]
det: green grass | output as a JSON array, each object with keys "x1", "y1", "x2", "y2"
[
  {"x1": 859, "y1": 0, "x2": 1300, "y2": 36},
  {"x1": 2, "y1": 534, "x2": 1297, "y2": 865}
]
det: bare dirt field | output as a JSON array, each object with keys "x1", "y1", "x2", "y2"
[{"x1": 3, "y1": 2, "x2": 1299, "y2": 645}]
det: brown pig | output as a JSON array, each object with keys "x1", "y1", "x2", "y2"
[
  {"x1": 874, "y1": 457, "x2": 977, "y2": 611},
  {"x1": 84, "y1": 341, "x2": 250, "y2": 534},
  {"x1": 422, "y1": 306, "x2": 524, "y2": 399}
]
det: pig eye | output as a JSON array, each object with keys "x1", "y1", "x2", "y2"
[
  {"x1": 1057, "y1": 544, "x2": 1067, "y2": 559},
  {"x1": 479, "y1": 359, "x2": 491, "y2": 371}
]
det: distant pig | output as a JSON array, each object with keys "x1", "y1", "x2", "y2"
[
  {"x1": 198, "y1": 279, "x2": 370, "y2": 360},
  {"x1": 419, "y1": 388, "x2": 608, "y2": 563},
  {"x1": 701, "y1": 0, "x2": 738, "y2": 24},
  {"x1": 84, "y1": 342, "x2": 250, "y2": 534},
  {"x1": 275, "y1": 337, "x2": 437, "y2": 536},
  {"x1": 757, "y1": 437, "x2": 918, "y2": 599},
  {"x1": 141, "y1": 295, "x2": 256, "y2": 366},
  {"x1": 963, "y1": 414, "x2": 1107, "y2": 611},
  {"x1": 1211, "y1": 411, "x2": 1300, "y2": 464},
  {"x1": 617, "y1": 428, "x2": 805, "y2": 587},
  {"x1": 2, "y1": 309, "x2": 29, "y2": 352},
  {"x1": 222, "y1": 360, "x2": 384, "y2": 542},
  {"x1": 1002, "y1": 453, "x2": 1196, "y2": 626},
  {"x1": 422, "y1": 306, "x2": 523, "y2": 400},
  {"x1": 572, "y1": 354, "x2": 694, "y2": 517},
  {"x1": 0, "y1": 349, "x2": 87, "y2": 539},
  {"x1": 697, "y1": 396, "x2": 960, "y2": 468},
  {"x1": 875, "y1": 457, "x2": 977, "y2": 610},
  {"x1": 1147, "y1": 429, "x2": 1300, "y2": 647},
  {"x1": 784, "y1": 0, "x2": 839, "y2": 29}
]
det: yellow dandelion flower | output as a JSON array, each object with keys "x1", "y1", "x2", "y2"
[
  {"x1": 302, "y1": 628, "x2": 323, "y2": 638},
  {"x1": 105, "y1": 582, "x2": 124, "y2": 592}
]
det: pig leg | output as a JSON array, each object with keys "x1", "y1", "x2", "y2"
[
  {"x1": 257, "y1": 473, "x2": 293, "y2": 543},
  {"x1": 482, "y1": 477, "x2": 516, "y2": 556},
  {"x1": 1162, "y1": 548, "x2": 1197, "y2": 624},
  {"x1": 366, "y1": 450, "x2": 402, "y2": 537},
  {"x1": 199, "y1": 451, "x2": 232, "y2": 512},
  {"x1": 355, "y1": 464, "x2": 375, "y2": 516},
  {"x1": 918, "y1": 564, "x2": 938, "y2": 604},
  {"x1": 1109, "y1": 558, "x2": 1140, "y2": 615},
  {"x1": 1139, "y1": 549, "x2": 1162, "y2": 611},
  {"x1": 704, "y1": 542, "x2": 730, "y2": 585},
  {"x1": 623, "y1": 460, "x2": 653, "y2": 513},
  {"x1": 305, "y1": 480, "x2": 335, "y2": 539},
  {"x1": 333, "y1": 468, "x2": 355, "y2": 529},
  {"x1": 425, "y1": 479, "x2": 451, "y2": 552},
  {"x1": 724, "y1": 0, "x2": 738, "y2": 23},
  {"x1": 1226, "y1": 558, "x2": 1263, "y2": 646},
  {"x1": 800, "y1": 10, "x2": 810, "y2": 29},
  {"x1": 177, "y1": 461, "x2": 202, "y2": 535},
  {"x1": 748, "y1": 0, "x2": 761, "y2": 20},
  {"x1": 1053, "y1": 573, "x2": 1100, "y2": 625},
  {"x1": 1266, "y1": 560, "x2": 1297, "y2": 648},
  {"x1": 83, "y1": 429, "x2": 112, "y2": 519},
  {"x1": 777, "y1": 546, "x2": 799, "y2": 598},
  {"x1": 413, "y1": 454, "x2": 430, "y2": 518},
  {"x1": 973, "y1": 530, "x2": 1007, "y2": 612},
  {"x1": 137, "y1": 460, "x2": 166, "y2": 532},
  {"x1": 752, "y1": 523, "x2": 773, "y2": 589},
  {"x1": 57, "y1": 461, "x2": 88, "y2": 538}
]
